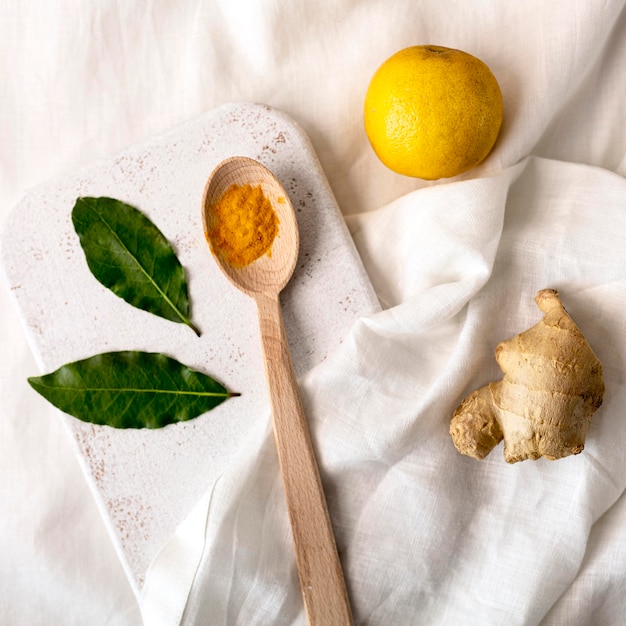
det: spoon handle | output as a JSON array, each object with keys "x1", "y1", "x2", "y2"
[{"x1": 255, "y1": 292, "x2": 354, "y2": 626}]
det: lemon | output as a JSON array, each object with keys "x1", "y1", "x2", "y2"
[{"x1": 364, "y1": 45, "x2": 503, "y2": 180}]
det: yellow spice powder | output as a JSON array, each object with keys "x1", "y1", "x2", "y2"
[{"x1": 208, "y1": 183, "x2": 280, "y2": 268}]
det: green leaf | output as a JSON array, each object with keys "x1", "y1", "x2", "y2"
[
  {"x1": 28, "y1": 351, "x2": 238, "y2": 429},
  {"x1": 72, "y1": 197, "x2": 199, "y2": 335}
]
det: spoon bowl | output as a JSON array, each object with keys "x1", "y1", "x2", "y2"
[{"x1": 202, "y1": 156, "x2": 299, "y2": 296}]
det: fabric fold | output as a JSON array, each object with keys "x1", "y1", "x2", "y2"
[{"x1": 141, "y1": 157, "x2": 626, "y2": 624}]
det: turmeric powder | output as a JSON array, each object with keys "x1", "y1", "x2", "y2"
[{"x1": 208, "y1": 183, "x2": 280, "y2": 268}]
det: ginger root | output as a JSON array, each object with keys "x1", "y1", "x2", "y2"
[{"x1": 450, "y1": 289, "x2": 605, "y2": 463}]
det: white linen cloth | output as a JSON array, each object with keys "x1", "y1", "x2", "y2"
[{"x1": 2, "y1": 1, "x2": 626, "y2": 624}]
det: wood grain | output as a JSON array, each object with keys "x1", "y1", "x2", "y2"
[
  {"x1": 256, "y1": 292, "x2": 353, "y2": 625},
  {"x1": 203, "y1": 156, "x2": 354, "y2": 624}
]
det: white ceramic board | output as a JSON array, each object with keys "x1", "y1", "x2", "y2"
[{"x1": 0, "y1": 103, "x2": 380, "y2": 596}]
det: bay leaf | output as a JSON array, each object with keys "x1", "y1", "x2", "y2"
[
  {"x1": 72, "y1": 197, "x2": 199, "y2": 335},
  {"x1": 28, "y1": 351, "x2": 238, "y2": 428}
]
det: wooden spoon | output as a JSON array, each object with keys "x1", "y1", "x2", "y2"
[{"x1": 201, "y1": 156, "x2": 353, "y2": 625}]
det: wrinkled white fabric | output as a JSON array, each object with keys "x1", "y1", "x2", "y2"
[
  {"x1": 2, "y1": 1, "x2": 626, "y2": 625},
  {"x1": 141, "y1": 157, "x2": 626, "y2": 625}
]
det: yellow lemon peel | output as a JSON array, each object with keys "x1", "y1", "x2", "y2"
[{"x1": 364, "y1": 45, "x2": 503, "y2": 180}]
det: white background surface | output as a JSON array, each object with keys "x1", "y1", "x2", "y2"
[{"x1": 2, "y1": 2, "x2": 626, "y2": 625}]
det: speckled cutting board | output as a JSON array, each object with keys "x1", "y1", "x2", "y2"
[{"x1": 0, "y1": 102, "x2": 380, "y2": 596}]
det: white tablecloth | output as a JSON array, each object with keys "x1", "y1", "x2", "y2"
[{"x1": 2, "y1": 2, "x2": 626, "y2": 624}]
